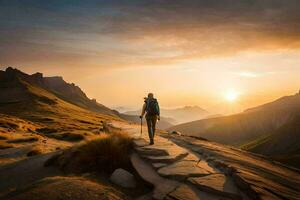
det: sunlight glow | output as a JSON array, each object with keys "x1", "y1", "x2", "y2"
[{"x1": 224, "y1": 89, "x2": 239, "y2": 102}]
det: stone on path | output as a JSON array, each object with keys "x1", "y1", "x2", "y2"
[
  {"x1": 130, "y1": 153, "x2": 179, "y2": 200},
  {"x1": 133, "y1": 138, "x2": 149, "y2": 147},
  {"x1": 110, "y1": 168, "x2": 136, "y2": 188},
  {"x1": 144, "y1": 153, "x2": 189, "y2": 164},
  {"x1": 188, "y1": 174, "x2": 242, "y2": 200},
  {"x1": 152, "y1": 163, "x2": 167, "y2": 169},
  {"x1": 166, "y1": 184, "x2": 200, "y2": 200},
  {"x1": 135, "y1": 147, "x2": 169, "y2": 157},
  {"x1": 158, "y1": 160, "x2": 211, "y2": 180},
  {"x1": 167, "y1": 184, "x2": 227, "y2": 200}
]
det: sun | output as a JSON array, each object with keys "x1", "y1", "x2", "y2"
[{"x1": 224, "y1": 89, "x2": 239, "y2": 102}]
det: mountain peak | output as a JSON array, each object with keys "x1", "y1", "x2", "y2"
[
  {"x1": 1, "y1": 67, "x2": 44, "y2": 86},
  {"x1": 183, "y1": 105, "x2": 206, "y2": 110},
  {"x1": 4, "y1": 67, "x2": 26, "y2": 77},
  {"x1": 5, "y1": 66, "x2": 21, "y2": 73}
]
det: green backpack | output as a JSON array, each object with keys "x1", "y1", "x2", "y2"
[{"x1": 146, "y1": 98, "x2": 159, "y2": 116}]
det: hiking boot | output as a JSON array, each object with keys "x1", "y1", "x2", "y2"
[{"x1": 149, "y1": 140, "x2": 154, "y2": 145}]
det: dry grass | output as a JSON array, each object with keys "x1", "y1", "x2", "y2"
[
  {"x1": 0, "y1": 114, "x2": 39, "y2": 136},
  {"x1": 7, "y1": 137, "x2": 39, "y2": 143},
  {"x1": 0, "y1": 121, "x2": 19, "y2": 129},
  {"x1": 0, "y1": 142, "x2": 13, "y2": 149},
  {"x1": 44, "y1": 132, "x2": 85, "y2": 142},
  {"x1": 76, "y1": 133, "x2": 133, "y2": 172},
  {"x1": 36, "y1": 128, "x2": 57, "y2": 134},
  {"x1": 100, "y1": 122, "x2": 122, "y2": 133},
  {"x1": 46, "y1": 132, "x2": 133, "y2": 173},
  {"x1": 3, "y1": 176, "x2": 127, "y2": 200}
]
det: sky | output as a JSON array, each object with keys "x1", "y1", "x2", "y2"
[{"x1": 0, "y1": 0, "x2": 300, "y2": 113}]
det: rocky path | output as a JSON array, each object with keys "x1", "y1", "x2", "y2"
[{"x1": 112, "y1": 121, "x2": 300, "y2": 200}]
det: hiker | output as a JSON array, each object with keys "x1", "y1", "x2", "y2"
[{"x1": 140, "y1": 93, "x2": 160, "y2": 145}]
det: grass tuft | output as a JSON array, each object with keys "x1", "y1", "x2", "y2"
[{"x1": 47, "y1": 132, "x2": 133, "y2": 173}]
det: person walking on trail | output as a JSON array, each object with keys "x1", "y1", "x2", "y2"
[{"x1": 140, "y1": 93, "x2": 160, "y2": 145}]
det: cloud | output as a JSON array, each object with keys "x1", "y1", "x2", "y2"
[
  {"x1": 1, "y1": 0, "x2": 300, "y2": 69},
  {"x1": 236, "y1": 71, "x2": 261, "y2": 78}
]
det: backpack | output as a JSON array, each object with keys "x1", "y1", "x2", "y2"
[{"x1": 146, "y1": 98, "x2": 159, "y2": 116}]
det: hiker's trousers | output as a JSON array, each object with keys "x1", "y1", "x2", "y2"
[{"x1": 145, "y1": 115, "x2": 158, "y2": 141}]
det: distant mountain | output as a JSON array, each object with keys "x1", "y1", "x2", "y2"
[
  {"x1": 169, "y1": 92, "x2": 300, "y2": 168},
  {"x1": 113, "y1": 106, "x2": 133, "y2": 113},
  {"x1": 125, "y1": 106, "x2": 209, "y2": 124}
]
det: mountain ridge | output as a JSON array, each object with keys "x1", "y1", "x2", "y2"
[
  {"x1": 1, "y1": 67, "x2": 117, "y2": 116},
  {"x1": 168, "y1": 91, "x2": 300, "y2": 169}
]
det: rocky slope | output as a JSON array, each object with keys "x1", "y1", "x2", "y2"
[
  {"x1": 168, "y1": 92, "x2": 300, "y2": 168},
  {"x1": 242, "y1": 114, "x2": 300, "y2": 168},
  {"x1": 0, "y1": 67, "x2": 125, "y2": 144}
]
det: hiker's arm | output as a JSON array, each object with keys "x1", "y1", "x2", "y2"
[
  {"x1": 140, "y1": 103, "x2": 146, "y2": 117},
  {"x1": 157, "y1": 102, "x2": 160, "y2": 120}
]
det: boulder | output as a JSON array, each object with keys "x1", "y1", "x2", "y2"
[
  {"x1": 171, "y1": 131, "x2": 182, "y2": 135},
  {"x1": 110, "y1": 168, "x2": 136, "y2": 188}
]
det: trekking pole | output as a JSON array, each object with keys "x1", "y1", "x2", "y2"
[{"x1": 140, "y1": 117, "x2": 143, "y2": 138}]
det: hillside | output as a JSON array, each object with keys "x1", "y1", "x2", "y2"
[
  {"x1": 169, "y1": 92, "x2": 300, "y2": 168},
  {"x1": 242, "y1": 114, "x2": 300, "y2": 167},
  {"x1": 0, "y1": 67, "x2": 125, "y2": 140}
]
